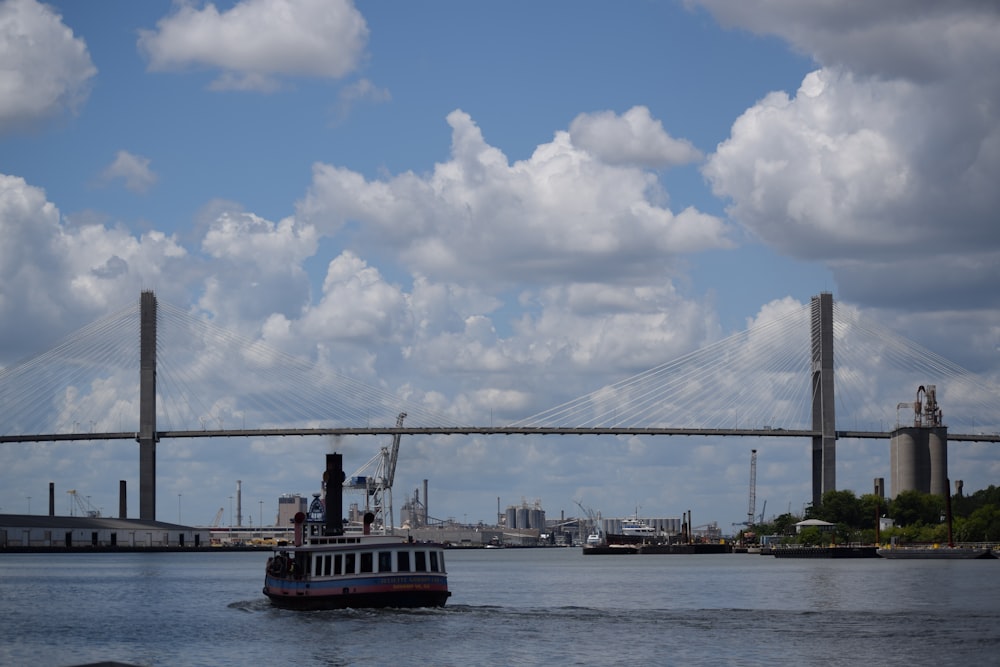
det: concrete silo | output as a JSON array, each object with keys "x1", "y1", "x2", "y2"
[{"x1": 890, "y1": 385, "x2": 948, "y2": 497}]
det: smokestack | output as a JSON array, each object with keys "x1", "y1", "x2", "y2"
[
  {"x1": 119, "y1": 480, "x2": 127, "y2": 519},
  {"x1": 236, "y1": 480, "x2": 242, "y2": 527},
  {"x1": 325, "y1": 454, "x2": 344, "y2": 536},
  {"x1": 423, "y1": 479, "x2": 429, "y2": 526},
  {"x1": 49, "y1": 482, "x2": 55, "y2": 516}
]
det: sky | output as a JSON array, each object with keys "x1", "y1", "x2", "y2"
[{"x1": 1, "y1": 0, "x2": 999, "y2": 529}]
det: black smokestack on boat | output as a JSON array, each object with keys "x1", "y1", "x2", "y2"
[{"x1": 325, "y1": 453, "x2": 345, "y2": 536}]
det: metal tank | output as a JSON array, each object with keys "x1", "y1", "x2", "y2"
[{"x1": 516, "y1": 506, "x2": 530, "y2": 531}]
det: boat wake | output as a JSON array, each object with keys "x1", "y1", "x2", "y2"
[{"x1": 228, "y1": 598, "x2": 273, "y2": 612}]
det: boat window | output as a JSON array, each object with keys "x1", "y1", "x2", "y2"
[
  {"x1": 344, "y1": 553, "x2": 356, "y2": 575},
  {"x1": 334, "y1": 553, "x2": 343, "y2": 575},
  {"x1": 439, "y1": 551, "x2": 445, "y2": 572},
  {"x1": 429, "y1": 551, "x2": 439, "y2": 572},
  {"x1": 324, "y1": 554, "x2": 332, "y2": 576},
  {"x1": 360, "y1": 552, "x2": 373, "y2": 573},
  {"x1": 397, "y1": 550, "x2": 410, "y2": 572},
  {"x1": 414, "y1": 550, "x2": 427, "y2": 572},
  {"x1": 378, "y1": 551, "x2": 392, "y2": 572}
]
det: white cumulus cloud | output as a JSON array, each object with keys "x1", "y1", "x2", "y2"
[
  {"x1": 569, "y1": 106, "x2": 703, "y2": 168},
  {"x1": 0, "y1": 173, "x2": 188, "y2": 359},
  {"x1": 0, "y1": 0, "x2": 96, "y2": 132},
  {"x1": 300, "y1": 107, "x2": 729, "y2": 288},
  {"x1": 138, "y1": 0, "x2": 369, "y2": 92},
  {"x1": 99, "y1": 150, "x2": 158, "y2": 194},
  {"x1": 697, "y1": 0, "x2": 1000, "y2": 309}
]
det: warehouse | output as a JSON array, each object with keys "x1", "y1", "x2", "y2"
[{"x1": 0, "y1": 514, "x2": 209, "y2": 550}]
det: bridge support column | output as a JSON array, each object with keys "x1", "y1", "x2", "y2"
[
  {"x1": 811, "y1": 292, "x2": 836, "y2": 509},
  {"x1": 139, "y1": 291, "x2": 158, "y2": 521}
]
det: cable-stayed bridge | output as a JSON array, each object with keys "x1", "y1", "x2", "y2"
[{"x1": 1, "y1": 292, "x2": 998, "y2": 521}]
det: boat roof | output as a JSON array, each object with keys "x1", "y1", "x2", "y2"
[{"x1": 794, "y1": 519, "x2": 835, "y2": 527}]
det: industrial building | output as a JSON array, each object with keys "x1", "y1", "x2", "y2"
[
  {"x1": 0, "y1": 479, "x2": 210, "y2": 549},
  {"x1": 0, "y1": 514, "x2": 209, "y2": 549},
  {"x1": 890, "y1": 385, "x2": 949, "y2": 497},
  {"x1": 505, "y1": 500, "x2": 546, "y2": 531},
  {"x1": 277, "y1": 493, "x2": 308, "y2": 527}
]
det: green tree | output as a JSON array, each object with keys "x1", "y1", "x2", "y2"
[
  {"x1": 857, "y1": 494, "x2": 883, "y2": 530},
  {"x1": 889, "y1": 490, "x2": 943, "y2": 527},
  {"x1": 959, "y1": 505, "x2": 1000, "y2": 542},
  {"x1": 952, "y1": 485, "x2": 1000, "y2": 519},
  {"x1": 797, "y1": 527, "x2": 826, "y2": 546},
  {"x1": 771, "y1": 512, "x2": 800, "y2": 535},
  {"x1": 811, "y1": 489, "x2": 863, "y2": 526}
]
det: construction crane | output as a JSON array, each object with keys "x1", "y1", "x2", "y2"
[
  {"x1": 574, "y1": 499, "x2": 601, "y2": 541},
  {"x1": 211, "y1": 507, "x2": 224, "y2": 528},
  {"x1": 344, "y1": 412, "x2": 407, "y2": 534},
  {"x1": 386, "y1": 412, "x2": 405, "y2": 490},
  {"x1": 67, "y1": 490, "x2": 101, "y2": 518},
  {"x1": 747, "y1": 449, "x2": 757, "y2": 528}
]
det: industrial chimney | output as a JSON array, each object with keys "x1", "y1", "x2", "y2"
[{"x1": 119, "y1": 480, "x2": 127, "y2": 519}]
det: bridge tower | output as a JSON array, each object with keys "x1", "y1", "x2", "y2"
[
  {"x1": 139, "y1": 290, "x2": 159, "y2": 521},
  {"x1": 810, "y1": 292, "x2": 836, "y2": 509}
]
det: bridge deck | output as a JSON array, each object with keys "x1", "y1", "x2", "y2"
[{"x1": 2, "y1": 427, "x2": 998, "y2": 443}]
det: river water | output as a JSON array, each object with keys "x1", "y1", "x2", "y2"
[{"x1": 1, "y1": 548, "x2": 998, "y2": 666}]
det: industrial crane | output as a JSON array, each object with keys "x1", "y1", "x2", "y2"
[
  {"x1": 344, "y1": 412, "x2": 407, "y2": 534},
  {"x1": 67, "y1": 490, "x2": 101, "y2": 518},
  {"x1": 211, "y1": 507, "x2": 224, "y2": 528},
  {"x1": 574, "y1": 499, "x2": 601, "y2": 542}
]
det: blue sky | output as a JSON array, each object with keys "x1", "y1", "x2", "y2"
[{"x1": 1, "y1": 0, "x2": 998, "y2": 527}]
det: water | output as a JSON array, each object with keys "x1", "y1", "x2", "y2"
[{"x1": 2, "y1": 548, "x2": 998, "y2": 666}]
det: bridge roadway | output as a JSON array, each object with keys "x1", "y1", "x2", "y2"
[{"x1": 2, "y1": 427, "x2": 998, "y2": 443}]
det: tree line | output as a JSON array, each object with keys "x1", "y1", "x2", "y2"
[{"x1": 745, "y1": 485, "x2": 1000, "y2": 546}]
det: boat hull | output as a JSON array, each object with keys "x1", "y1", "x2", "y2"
[
  {"x1": 876, "y1": 548, "x2": 994, "y2": 560},
  {"x1": 263, "y1": 573, "x2": 451, "y2": 610},
  {"x1": 771, "y1": 546, "x2": 879, "y2": 558}
]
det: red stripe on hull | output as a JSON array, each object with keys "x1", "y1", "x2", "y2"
[{"x1": 263, "y1": 574, "x2": 450, "y2": 610}]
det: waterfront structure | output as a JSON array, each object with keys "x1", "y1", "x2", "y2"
[
  {"x1": 0, "y1": 514, "x2": 208, "y2": 549},
  {"x1": 505, "y1": 500, "x2": 546, "y2": 530},
  {"x1": 890, "y1": 385, "x2": 948, "y2": 497}
]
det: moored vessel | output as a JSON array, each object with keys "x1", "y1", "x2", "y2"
[
  {"x1": 262, "y1": 453, "x2": 451, "y2": 610},
  {"x1": 876, "y1": 546, "x2": 994, "y2": 559}
]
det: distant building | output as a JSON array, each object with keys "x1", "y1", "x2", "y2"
[
  {"x1": 505, "y1": 501, "x2": 546, "y2": 530},
  {"x1": 277, "y1": 494, "x2": 308, "y2": 527},
  {"x1": 0, "y1": 514, "x2": 208, "y2": 548}
]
